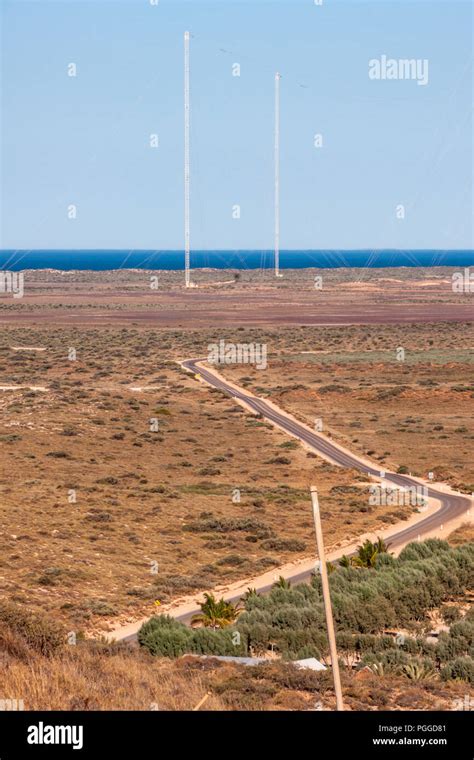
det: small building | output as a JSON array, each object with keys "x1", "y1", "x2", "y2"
[
  {"x1": 294, "y1": 657, "x2": 327, "y2": 671},
  {"x1": 188, "y1": 654, "x2": 326, "y2": 670}
]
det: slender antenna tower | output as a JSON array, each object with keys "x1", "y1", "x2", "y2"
[
  {"x1": 274, "y1": 72, "x2": 281, "y2": 278},
  {"x1": 184, "y1": 31, "x2": 191, "y2": 287}
]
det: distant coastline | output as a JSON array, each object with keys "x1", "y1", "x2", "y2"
[{"x1": 1, "y1": 249, "x2": 473, "y2": 272}]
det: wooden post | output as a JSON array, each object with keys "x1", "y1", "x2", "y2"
[{"x1": 310, "y1": 485, "x2": 344, "y2": 711}]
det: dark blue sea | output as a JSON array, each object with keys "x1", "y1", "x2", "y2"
[{"x1": 0, "y1": 250, "x2": 473, "y2": 271}]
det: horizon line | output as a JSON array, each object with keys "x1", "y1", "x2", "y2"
[{"x1": 1, "y1": 248, "x2": 473, "y2": 253}]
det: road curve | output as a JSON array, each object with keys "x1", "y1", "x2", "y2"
[
  {"x1": 117, "y1": 359, "x2": 471, "y2": 639},
  {"x1": 182, "y1": 358, "x2": 470, "y2": 550}
]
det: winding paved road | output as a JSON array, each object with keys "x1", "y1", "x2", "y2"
[
  {"x1": 117, "y1": 359, "x2": 471, "y2": 639},
  {"x1": 182, "y1": 358, "x2": 471, "y2": 551}
]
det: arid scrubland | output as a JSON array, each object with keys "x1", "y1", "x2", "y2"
[
  {"x1": 0, "y1": 530, "x2": 471, "y2": 712},
  {"x1": 219, "y1": 321, "x2": 474, "y2": 491},
  {"x1": 0, "y1": 323, "x2": 436, "y2": 631},
  {"x1": 0, "y1": 268, "x2": 472, "y2": 713},
  {"x1": 0, "y1": 267, "x2": 472, "y2": 326}
]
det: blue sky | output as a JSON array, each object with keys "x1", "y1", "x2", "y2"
[{"x1": 1, "y1": 0, "x2": 472, "y2": 250}]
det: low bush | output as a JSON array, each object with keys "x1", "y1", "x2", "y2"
[
  {"x1": 138, "y1": 615, "x2": 192, "y2": 657},
  {"x1": 260, "y1": 538, "x2": 307, "y2": 552},
  {"x1": 138, "y1": 615, "x2": 246, "y2": 658},
  {"x1": 440, "y1": 657, "x2": 474, "y2": 683},
  {"x1": 183, "y1": 516, "x2": 270, "y2": 535},
  {"x1": 0, "y1": 602, "x2": 65, "y2": 656},
  {"x1": 138, "y1": 540, "x2": 474, "y2": 677}
]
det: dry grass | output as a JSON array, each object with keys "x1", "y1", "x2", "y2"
[
  {"x1": 0, "y1": 646, "x2": 223, "y2": 711},
  {"x1": 0, "y1": 640, "x2": 470, "y2": 711},
  {"x1": 448, "y1": 523, "x2": 474, "y2": 547}
]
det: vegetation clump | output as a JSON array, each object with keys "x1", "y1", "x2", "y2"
[{"x1": 139, "y1": 539, "x2": 474, "y2": 684}]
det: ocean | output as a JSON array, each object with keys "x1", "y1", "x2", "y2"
[{"x1": 0, "y1": 249, "x2": 473, "y2": 271}]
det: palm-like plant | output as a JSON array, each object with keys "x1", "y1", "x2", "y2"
[
  {"x1": 339, "y1": 555, "x2": 353, "y2": 568},
  {"x1": 353, "y1": 537, "x2": 388, "y2": 569},
  {"x1": 272, "y1": 576, "x2": 291, "y2": 590},
  {"x1": 368, "y1": 661, "x2": 387, "y2": 677},
  {"x1": 375, "y1": 536, "x2": 388, "y2": 554},
  {"x1": 191, "y1": 593, "x2": 241, "y2": 629},
  {"x1": 402, "y1": 661, "x2": 437, "y2": 681}
]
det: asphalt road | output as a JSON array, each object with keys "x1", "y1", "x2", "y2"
[
  {"x1": 122, "y1": 359, "x2": 471, "y2": 637},
  {"x1": 182, "y1": 358, "x2": 470, "y2": 550}
]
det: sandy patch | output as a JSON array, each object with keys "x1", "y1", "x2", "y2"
[
  {"x1": 129, "y1": 385, "x2": 167, "y2": 392},
  {"x1": 10, "y1": 346, "x2": 46, "y2": 352},
  {"x1": 0, "y1": 385, "x2": 47, "y2": 391}
]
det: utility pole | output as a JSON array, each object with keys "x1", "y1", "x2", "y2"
[
  {"x1": 184, "y1": 31, "x2": 191, "y2": 288},
  {"x1": 274, "y1": 72, "x2": 281, "y2": 278},
  {"x1": 310, "y1": 486, "x2": 344, "y2": 711}
]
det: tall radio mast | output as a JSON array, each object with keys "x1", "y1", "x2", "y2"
[
  {"x1": 274, "y1": 72, "x2": 282, "y2": 278},
  {"x1": 184, "y1": 31, "x2": 191, "y2": 287}
]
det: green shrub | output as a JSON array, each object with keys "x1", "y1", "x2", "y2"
[
  {"x1": 440, "y1": 657, "x2": 474, "y2": 683},
  {"x1": 138, "y1": 615, "x2": 192, "y2": 657},
  {"x1": 237, "y1": 621, "x2": 273, "y2": 652},
  {"x1": 139, "y1": 615, "x2": 248, "y2": 658},
  {"x1": 361, "y1": 649, "x2": 409, "y2": 669},
  {"x1": 271, "y1": 605, "x2": 304, "y2": 630},
  {"x1": 398, "y1": 539, "x2": 450, "y2": 562},
  {"x1": 436, "y1": 619, "x2": 474, "y2": 662},
  {"x1": 190, "y1": 628, "x2": 246, "y2": 656},
  {"x1": 261, "y1": 538, "x2": 307, "y2": 552},
  {"x1": 138, "y1": 541, "x2": 474, "y2": 664},
  {"x1": 183, "y1": 516, "x2": 269, "y2": 534}
]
